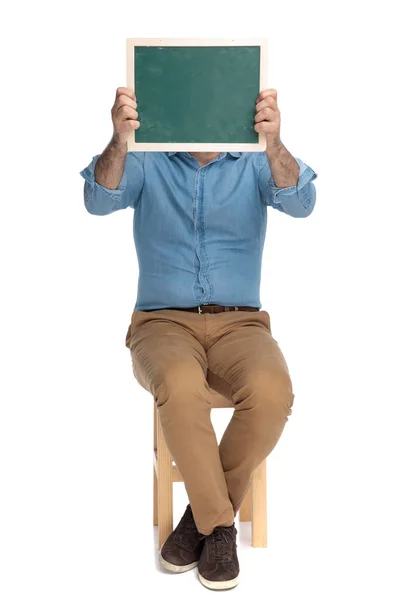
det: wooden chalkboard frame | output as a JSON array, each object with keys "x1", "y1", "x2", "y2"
[{"x1": 126, "y1": 38, "x2": 268, "y2": 152}]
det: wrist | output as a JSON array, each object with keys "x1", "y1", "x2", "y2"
[
  {"x1": 110, "y1": 134, "x2": 128, "y2": 154},
  {"x1": 265, "y1": 136, "x2": 283, "y2": 158}
]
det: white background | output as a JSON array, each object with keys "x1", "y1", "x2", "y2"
[{"x1": 1, "y1": 1, "x2": 400, "y2": 598}]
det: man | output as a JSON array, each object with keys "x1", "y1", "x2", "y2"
[{"x1": 80, "y1": 87, "x2": 317, "y2": 591}]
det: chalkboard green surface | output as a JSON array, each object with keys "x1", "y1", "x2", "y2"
[{"x1": 134, "y1": 46, "x2": 260, "y2": 144}]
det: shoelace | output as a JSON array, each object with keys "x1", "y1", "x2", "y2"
[{"x1": 209, "y1": 527, "x2": 235, "y2": 562}]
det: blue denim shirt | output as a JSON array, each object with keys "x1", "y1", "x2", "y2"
[{"x1": 80, "y1": 151, "x2": 317, "y2": 310}]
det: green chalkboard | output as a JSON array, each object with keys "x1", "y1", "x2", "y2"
[{"x1": 132, "y1": 45, "x2": 261, "y2": 145}]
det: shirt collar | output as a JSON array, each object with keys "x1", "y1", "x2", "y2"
[{"x1": 167, "y1": 151, "x2": 241, "y2": 159}]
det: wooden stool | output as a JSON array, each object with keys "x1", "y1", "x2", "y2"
[{"x1": 153, "y1": 388, "x2": 267, "y2": 548}]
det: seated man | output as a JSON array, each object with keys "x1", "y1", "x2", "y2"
[{"x1": 80, "y1": 87, "x2": 317, "y2": 591}]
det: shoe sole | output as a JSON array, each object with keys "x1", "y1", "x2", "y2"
[
  {"x1": 198, "y1": 573, "x2": 239, "y2": 590},
  {"x1": 159, "y1": 545, "x2": 199, "y2": 573}
]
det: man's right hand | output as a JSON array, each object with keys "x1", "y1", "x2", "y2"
[
  {"x1": 111, "y1": 87, "x2": 140, "y2": 147},
  {"x1": 93, "y1": 87, "x2": 140, "y2": 189}
]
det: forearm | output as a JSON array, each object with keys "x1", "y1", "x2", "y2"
[
  {"x1": 94, "y1": 137, "x2": 127, "y2": 190},
  {"x1": 265, "y1": 140, "x2": 300, "y2": 188}
]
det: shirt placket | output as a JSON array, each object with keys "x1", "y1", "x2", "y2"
[{"x1": 193, "y1": 166, "x2": 209, "y2": 304}]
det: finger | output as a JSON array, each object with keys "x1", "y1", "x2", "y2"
[
  {"x1": 256, "y1": 96, "x2": 278, "y2": 113},
  {"x1": 117, "y1": 120, "x2": 141, "y2": 132},
  {"x1": 256, "y1": 88, "x2": 277, "y2": 103},
  {"x1": 116, "y1": 105, "x2": 138, "y2": 121},
  {"x1": 257, "y1": 88, "x2": 277, "y2": 102},
  {"x1": 114, "y1": 95, "x2": 138, "y2": 111},
  {"x1": 254, "y1": 107, "x2": 276, "y2": 123},
  {"x1": 254, "y1": 121, "x2": 277, "y2": 134},
  {"x1": 127, "y1": 120, "x2": 140, "y2": 129},
  {"x1": 116, "y1": 87, "x2": 136, "y2": 101}
]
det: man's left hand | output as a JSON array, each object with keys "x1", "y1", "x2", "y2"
[{"x1": 254, "y1": 89, "x2": 281, "y2": 150}]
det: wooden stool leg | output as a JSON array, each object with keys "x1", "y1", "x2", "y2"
[
  {"x1": 153, "y1": 469, "x2": 158, "y2": 526},
  {"x1": 251, "y1": 459, "x2": 267, "y2": 547},
  {"x1": 156, "y1": 410, "x2": 173, "y2": 549},
  {"x1": 239, "y1": 485, "x2": 251, "y2": 521},
  {"x1": 153, "y1": 404, "x2": 158, "y2": 526}
]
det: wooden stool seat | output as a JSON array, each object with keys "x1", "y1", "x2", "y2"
[{"x1": 153, "y1": 388, "x2": 267, "y2": 548}]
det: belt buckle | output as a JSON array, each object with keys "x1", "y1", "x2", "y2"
[{"x1": 198, "y1": 305, "x2": 203, "y2": 314}]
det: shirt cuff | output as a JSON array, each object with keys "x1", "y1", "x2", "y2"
[
  {"x1": 268, "y1": 158, "x2": 318, "y2": 204},
  {"x1": 79, "y1": 155, "x2": 127, "y2": 196}
]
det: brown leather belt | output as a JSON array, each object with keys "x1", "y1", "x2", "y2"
[{"x1": 144, "y1": 304, "x2": 260, "y2": 314}]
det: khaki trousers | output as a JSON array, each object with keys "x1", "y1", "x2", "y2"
[{"x1": 125, "y1": 308, "x2": 294, "y2": 535}]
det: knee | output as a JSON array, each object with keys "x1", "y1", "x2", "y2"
[
  {"x1": 240, "y1": 368, "x2": 294, "y2": 416},
  {"x1": 154, "y1": 363, "x2": 209, "y2": 409}
]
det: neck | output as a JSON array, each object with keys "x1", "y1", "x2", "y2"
[{"x1": 189, "y1": 152, "x2": 220, "y2": 167}]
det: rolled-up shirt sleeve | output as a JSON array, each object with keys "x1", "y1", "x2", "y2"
[
  {"x1": 258, "y1": 153, "x2": 318, "y2": 218},
  {"x1": 80, "y1": 151, "x2": 144, "y2": 215}
]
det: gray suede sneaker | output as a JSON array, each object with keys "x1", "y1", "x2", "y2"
[
  {"x1": 159, "y1": 504, "x2": 205, "y2": 573},
  {"x1": 198, "y1": 524, "x2": 239, "y2": 590}
]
